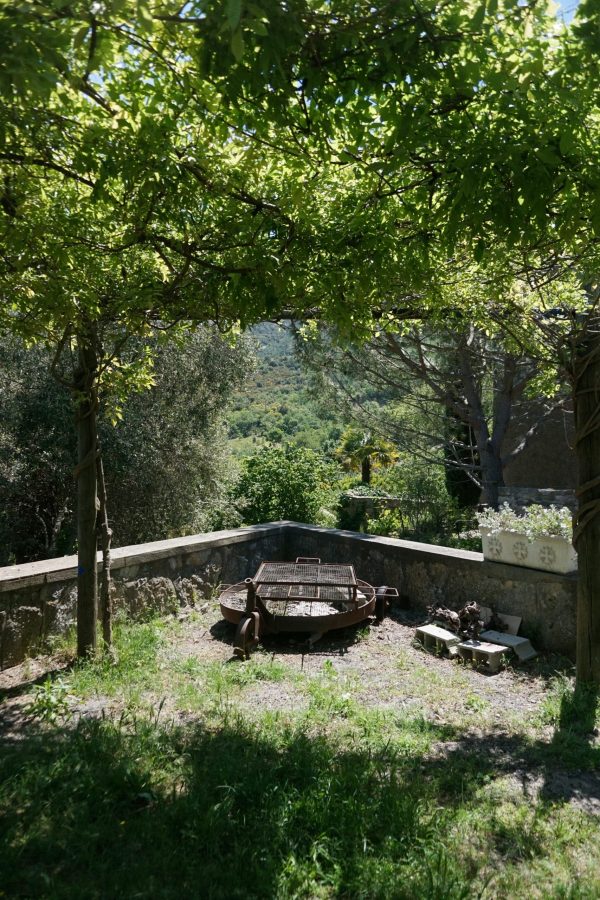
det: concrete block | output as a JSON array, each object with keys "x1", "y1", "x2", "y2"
[
  {"x1": 457, "y1": 639, "x2": 509, "y2": 673},
  {"x1": 480, "y1": 629, "x2": 537, "y2": 661},
  {"x1": 415, "y1": 624, "x2": 461, "y2": 656},
  {"x1": 479, "y1": 607, "x2": 521, "y2": 635}
]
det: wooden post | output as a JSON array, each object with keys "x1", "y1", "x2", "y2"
[
  {"x1": 97, "y1": 452, "x2": 113, "y2": 649},
  {"x1": 573, "y1": 320, "x2": 600, "y2": 683},
  {"x1": 74, "y1": 333, "x2": 98, "y2": 658}
]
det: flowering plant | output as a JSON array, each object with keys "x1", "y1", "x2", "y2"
[{"x1": 477, "y1": 504, "x2": 573, "y2": 542}]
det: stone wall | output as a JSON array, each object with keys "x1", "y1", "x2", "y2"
[
  {"x1": 0, "y1": 524, "x2": 284, "y2": 670},
  {"x1": 497, "y1": 486, "x2": 577, "y2": 512},
  {"x1": 0, "y1": 521, "x2": 577, "y2": 669},
  {"x1": 283, "y1": 524, "x2": 577, "y2": 657}
]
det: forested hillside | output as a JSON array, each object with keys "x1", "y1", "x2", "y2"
[{"x1": 228, "y1": 323, "x2": 347, "y2": 455}]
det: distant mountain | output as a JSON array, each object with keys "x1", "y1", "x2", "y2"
[{"x1": 227, "y1": 323, "x2": 346, "y2": 456}]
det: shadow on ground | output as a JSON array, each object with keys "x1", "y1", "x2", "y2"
[
  {"x1": 1, "y1": 682, "x2": 599, "y2": 899},
  {"x1": 427, "y1": 681, "x2": 600, "y2": 814},
  {"x1": 210, "y1": 616, "x2": 376, "y2": 660},
  {"x1": 0, "y1": 713, "x2": 471, "y2": 899}
]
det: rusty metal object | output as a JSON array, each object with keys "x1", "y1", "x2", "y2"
[
  {"x1": 234, "y1": 609, "x2": 261, "y2": 659},
  {"x1": 220, "y1": 558, "x2": 399, "y2": 657},
  {"x1": 375, "y1": 586, "x2": 392, "y2": 622}
]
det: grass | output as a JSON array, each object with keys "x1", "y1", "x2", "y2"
[{"x1": 2, "y1": 613, "x2": 600, "y2": 899}]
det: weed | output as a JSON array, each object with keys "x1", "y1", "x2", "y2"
[
  {"x1": 539, "y1": 675, "x2": 599, "y2": 732},
  {"x1": 67, "y1": 618, "x2": 165, "y2": 699},
  {"x1": 464, "y1": 693, "x2": 489, "y2": 713},
  {"x1": 25, "y1": 676, "x2": 73, "y2": 724},
  {"x1": 396, "y1": 649, "x2": 410, "y2": 671}
]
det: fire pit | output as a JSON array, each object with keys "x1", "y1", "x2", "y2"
[{"x1": 219, "y1": 557, "x2": 397, "y2": 659}]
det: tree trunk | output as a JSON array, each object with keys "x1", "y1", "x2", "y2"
[
  {"x1": 478, "y1": 442, "x2": 505, "y2": 509},
  {"x1": 444, "y1": 407, "x2": 481, "y2": 508},
  {"x1": 74, "y1": 335, "x2": 98, "y2": 658},
  {"x1": 573, "y1": 323, "x2": 600, "y2": 683},
  {"x1": 361, "y1": 455, "x2": 371, "y2": 484},
  {"x1": 97, "y1": 452, "x2": 113, "y2": 649}
]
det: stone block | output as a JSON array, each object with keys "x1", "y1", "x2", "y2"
[
  {"x1": 457, "y1": 639, "x2": 509, "y2": 674},
  {"x1": 15, "y1": 605, "x2": 43, "y2": 644},
  {"x1": 173, "y1": 577, "x2": 198, "y2": 606},
  {"x1": 122, "y1": 577, "x2": 179, "y2": 618},
  {"x1": 117, "y1": 565, "x2": 140, "y2": 580},
  {"x1": 43, "y1": 599, "x2": 62, "y2": 634},
  {"x1": 53, "y1": 585, "x2": 77, "y2": 624},
  {"x1": 185, "y1": 551, "x2": 210, "y2": 568},
  {"x1": 1, "y1": 606, "x2": 41, "y2": 668},
  {"x1": 415, "y1": 624, "x2": 461, "y2": 656},
  {"x1": 1, "y1": 619, "x2": 22, "y2": 668},
  {"x1": 480, "y1": 630, "x2": 537, "y2": 661}
]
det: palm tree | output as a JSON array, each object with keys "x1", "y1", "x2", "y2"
[{"x1": 335, "y1": 428, "x2": 397, "y2": 484}]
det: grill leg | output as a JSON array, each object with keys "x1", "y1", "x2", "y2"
[
  {"x1": 234, "y1": 611, "x2": 261, "y2": 660},
  {"x1": 307, "y1": 631, "x2": 324, "y2": 647},
  {"x1": 375, "y1": 586, "x2": 389, "y2": 622}
]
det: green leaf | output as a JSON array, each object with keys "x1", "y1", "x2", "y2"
[
  {"x1": 73, "y1": 24, "x2": 90, "y2": 51},
  {"x1": 227, "y1": 0, "x2": 243, "y2": 30},
  {"x1": 247, "y1": 19, "x2": 268, "y2": 36},
  {"x1": 231, "y1": 28, "x2": 245, "y2": 61},
  {"x1": 537, "y1": 146, "x2": 560, "y2": 167},
  {"x1": 471, "y1": 3, "x2": 486, "y2": 30},
  {"x1": 137, "y1": 0, "x2": 154, "y2": 32},
  {"x1": 590, "y1": 201, "x2": 600, "y2": 238},
  {"x1": 559, "y1": 132, "x2": 575, "y2": 156}
]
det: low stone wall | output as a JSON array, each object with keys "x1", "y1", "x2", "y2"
[
  {"x1": 498, "y1": 486, "x2": 577, "y2": 512},
  {"x1": 0, "y1": 524, "x2": 284, "y2": 670},
  {"x1": 282, "y1": 525, "x2": 577, "y2": 657},
  {"x1": 0, "y1": 521, "x2": 577, "y2": 669}
]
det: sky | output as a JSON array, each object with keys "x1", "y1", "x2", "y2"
[{"x1": 557, "y1": 1, "x2": 579, "y2": 23}]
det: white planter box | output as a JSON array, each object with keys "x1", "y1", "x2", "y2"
[{"x1": 480, "y1": 528, "x2": 577, "y2": 574}]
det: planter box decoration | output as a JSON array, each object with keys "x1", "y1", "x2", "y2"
[
  {"x1": 478, "y1": 504, "x2": 577, "y2": 575},
  {"x1": 480, "y1": 528, "x2": 577, "y2": 574}
]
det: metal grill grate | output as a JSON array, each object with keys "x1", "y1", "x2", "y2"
[
  {"x1": 254, "y1": 562, "x2": 357, "y2": 587},
  {"x1": 257, "y1": 584, "x2": 357, "y2": 602}
]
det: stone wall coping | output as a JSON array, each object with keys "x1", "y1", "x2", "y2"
[
  {"x1": 0, "y1": 522, "x2": 285, "y2": 593},
  {"x1": 284, "y1": 521, "x2": 482, "y2": 561},
  {"x1": 0, "y1": 519, "x2": 576, "y2": 593},
  {"x1": 283, "y1": 522, "x2": 577, "y2": 585}
]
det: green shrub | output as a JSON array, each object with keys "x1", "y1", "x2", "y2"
[
  {"x1": 365, "y1": 508, "x2": 404, "y2": 537},
  {"x1": 233, "y1": 443, "x2": 341, "y2": 525},
  {"x1": 367, "y1": 459, "x2": 464, "y2": 541}
]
